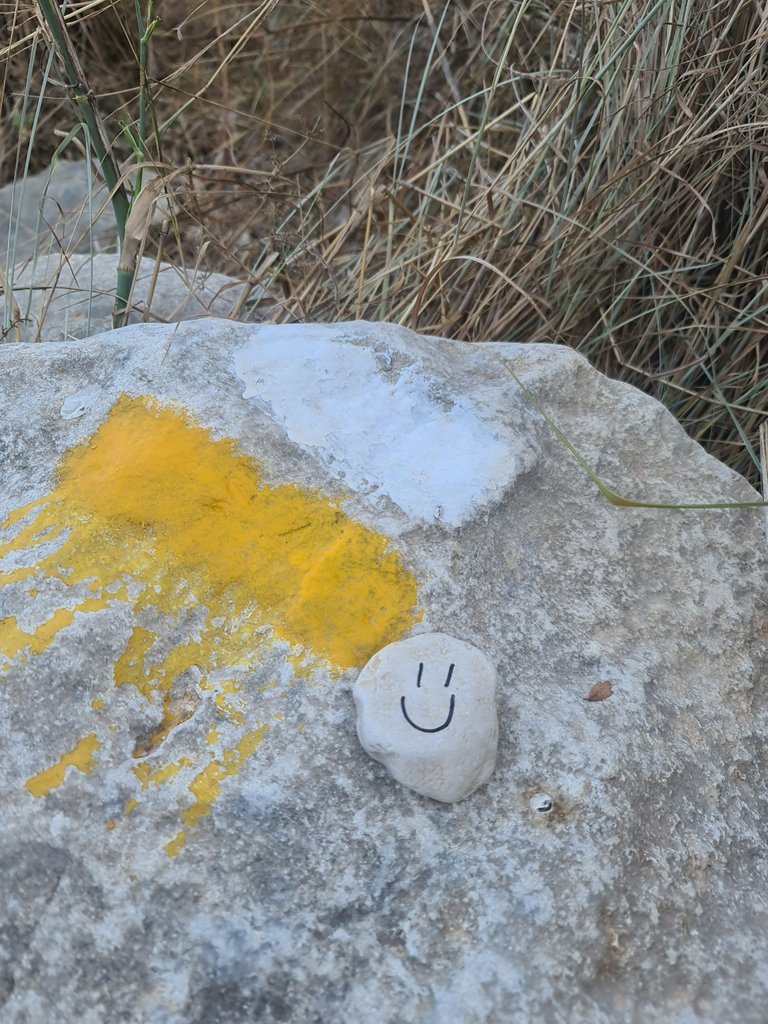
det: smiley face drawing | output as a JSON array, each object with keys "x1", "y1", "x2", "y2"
[
  {"x1": 400, "y1": 662, "x2": 456, "y2": 733},
  {"x1": 353, "y1": 632, "x2": 499, "y2": 803}
]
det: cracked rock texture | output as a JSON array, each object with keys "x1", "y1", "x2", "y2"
[{"x1": 1, "y1": 318, "x2": 767, "y2": 1023}]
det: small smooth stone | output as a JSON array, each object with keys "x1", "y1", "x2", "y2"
[
  {"x1": 353, "y1": 632, "x2": 499, "y2": 803},
  {"x1": 60, "y1": 383, "x2": 102, "y2": 420},
  {"x1": 529, "y1": 793, "x2": 554, "y2": 815}
]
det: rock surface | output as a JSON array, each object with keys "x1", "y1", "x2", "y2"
[
  {"x1": 0, "y1": 160, "x2": 120, "y2": 264},
  {"x1": 354, "y1": 632, "x2": 498, "y2": 802},
  {"x1": 1, "y1": 318, "x2": 768, "y2": 1022},
  {"x1": 1, "y1": 166, "x2": 259, "y2": 340},
  {"x1": 2, "y1": 253, "x2": 257, "y2": 342}
]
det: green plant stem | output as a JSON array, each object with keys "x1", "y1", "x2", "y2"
[
  {"x1": 499, "y1": 357, "x2": 768, "y2": 511},
  {"x1": 35, "y1": 0, "x2": 130, "y2": 243},
  {"x1": 112, "y1": 0, "x2": 158, "y2": 328},
  {"x1": 133, "y1": 0, "x2": 157, "y2": 197}
]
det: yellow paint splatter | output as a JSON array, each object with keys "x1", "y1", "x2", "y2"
[
  {"x1": 288, "y1": 647, "x2": 327, "y2": 684},
  {"x1": 212, "y1": 678, "x2": 245, "y2": 725},
  {"x1": 166, "y1": 724, "x2": 269, "y2": 857},
  {"x1": 133, "y1": 756, "x2": 193, "y2": 790},
  {"x1": 1, "y1": 600, "x2": 110, "y2": 660},
  {"x1": 114, "y1": 627, "x2": 157, "y2": 700},
  {"x1": 164, "y1": 831, "x2": 186, "y2": 858},
  {"x1": 25, "y1": 734, "x2": 101, "y2": 797},
  {"x1": 2, "y1": 496, "x2": 46, "y2": 530},
  {"x1": 2, "y1": 395, "x2": 421, "y2": 848}
]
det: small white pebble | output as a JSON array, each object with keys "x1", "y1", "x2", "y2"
[
  {"x1": 354, "y1": 632, "x2": 498, "y2": 803},
  {"x1": 60, "y1": 383, "x2": 102, "y2": 420},
  {"x1": 529, "y1": 793, "x2": 554, "y2": 814}
]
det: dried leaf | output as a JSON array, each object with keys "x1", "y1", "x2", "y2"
[
  {"x1": 584, "y1": 680, "x2": 613, "y2": 702},
  {"x1": 124, "y1": 175, "x2": 171, "y2": 242}
]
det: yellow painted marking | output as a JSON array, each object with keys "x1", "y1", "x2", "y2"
[
  {"x1": 0, "y1": 596, "x2": 114, "y2": 661},
  {"x1": 2, "y1": 496, "x2": 47, "y2": 530},
  {"x1": 0, "y1": 617, "x2": 36, "y2": 659},
  {"x1": 207, "y1": 725, "x2": 219, "y2": 745},
  {"x1": 165, "y1": 831, "x2": 186, "y2": 857},
  {"x1": 114, "y1": 626, "x2": 157, "y2": 700},
  {"x1": 1, "y1": 395, "x2": 419, "y2": 670},
  {"x1": 90, "y1": 698, "x2": 105, "y2": 710},
  {"x1": 215, "y1": 693, "x2": 244, "y2": 724},
  {"x1": 212, "y1": 678, "x2": 245, "y2": 724},
  {"x1": 25, "y1": 734, "x2": 101, "y2": 797},
  {"x1": 166, "y1": 725, "x2": 269, "y2": 856},
  {"x1": 124, "y1": 798, "x2": 138, "y2": 815},
  {"x1": 182, "y1": 762, "x2": 227, "y2": 828},
  {"x1": 3, "y1": 395, "x2": 421, "y2": 848},
  {"x1": 132, "y1": 756, "x2": 193, "y2": 790},
  {"x1": 0, "y1": 609, "x2": 72, "y2": 659}
]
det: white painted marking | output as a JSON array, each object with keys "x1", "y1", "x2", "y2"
[{"x1": 232, "y1": 332, "x2": 514, "y2": 525}]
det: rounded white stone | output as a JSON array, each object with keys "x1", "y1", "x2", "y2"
[{"x1": 353, "y1": 632, "x2": 499, "y2": 803}]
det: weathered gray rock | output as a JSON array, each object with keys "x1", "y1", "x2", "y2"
[
  {"x1": 354, "y1": 633, "x2": 498, "y2": 802},
  {"x1": 1, "y1": 252, "x2": 257, "y2": 341},
  {"x1": 1, "y1": 167, "x2": 259, "y2": 340},
  {"x1": 0, "y1": 159, "x2": 121, "y2": 264},
  {"x1": 1, "y1": 318, "x2": 768, "y2": 1023}
]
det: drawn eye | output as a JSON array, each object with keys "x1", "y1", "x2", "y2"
[{"x1": 416, "y1": 662, "x2": 454, "y2": 688}]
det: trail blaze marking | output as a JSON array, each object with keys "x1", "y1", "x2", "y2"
[{"x1": 1, "y1": 395, "x2": 421, "y2": 852}]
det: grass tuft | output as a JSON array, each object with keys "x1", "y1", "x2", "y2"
[{"x1": 2, "y1": 0, "x2": 768, "y2": 483}]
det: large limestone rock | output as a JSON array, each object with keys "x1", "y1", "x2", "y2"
[{"x1": 1, "y1": 319, "x2": 767, "y2": 1022}]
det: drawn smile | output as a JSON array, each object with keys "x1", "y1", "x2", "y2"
[
  {"x1": 400, "y1": 693, "x2": 455, "y2": 733},
  {"x1": 400, "y1": 661, "x2": 456, "y2": 733}
]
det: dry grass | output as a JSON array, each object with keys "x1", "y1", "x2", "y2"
[{"x1": 2, "y1": 0, "x2": 768, "y2": 484}]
